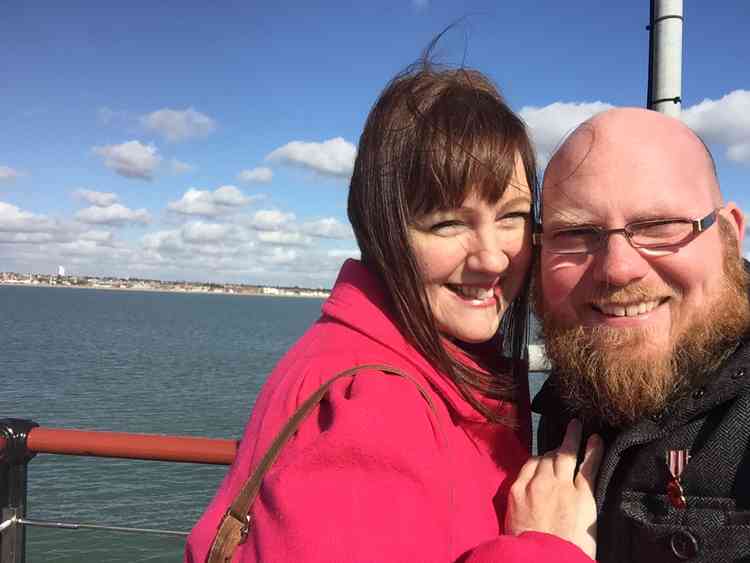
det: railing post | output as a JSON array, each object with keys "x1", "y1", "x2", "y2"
[{"x1": 0, "y1": 419, "x2": 38, "y2": 563}]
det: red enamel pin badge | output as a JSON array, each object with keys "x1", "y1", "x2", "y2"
[{"x1": 666, "y1": 449, "x2": 690, "y2": 509}]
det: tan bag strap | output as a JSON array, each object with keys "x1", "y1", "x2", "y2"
[{"x1": 206, "y1": 363, "x2": 435, "y2": 563}]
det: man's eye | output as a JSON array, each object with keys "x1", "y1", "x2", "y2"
[{"x1": 552, "y1": 227, "x2": 599, "y2": 240}]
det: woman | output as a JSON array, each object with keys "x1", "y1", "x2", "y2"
[{"x1": 186, "y1": 56, "x2": 600, "y2": 562}]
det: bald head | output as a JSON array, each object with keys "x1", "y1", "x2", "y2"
[{"x1": 544, "y1": 107, "x2": 722, "y2": 209}]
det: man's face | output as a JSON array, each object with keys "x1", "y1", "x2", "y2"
[
  {"x1": 540, "y1": 128, "x2": 744, "y2": 358},
  {"x1": 536, "y1": 112, "x2": 748, "y2": 425}
]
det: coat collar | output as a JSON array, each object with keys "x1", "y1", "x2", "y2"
[{"x1": 323, "y1": 259, "x2": 521, "y2": 423}]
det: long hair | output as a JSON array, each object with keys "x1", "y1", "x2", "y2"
[{"x1": 347, "y1": 52, "x2": 537, "y2": 423}]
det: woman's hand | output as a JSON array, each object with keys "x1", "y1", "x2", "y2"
[{"x1": 505, "y1": 419, "x2": 603, "y2": 559}]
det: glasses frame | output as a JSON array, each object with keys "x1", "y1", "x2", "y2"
[{"x1": 532, "y1": 209, "x2": 720, "y2": 255}]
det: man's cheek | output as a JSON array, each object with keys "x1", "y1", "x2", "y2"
[{"x1": 542, "y1": 270, "x2": 580, "y2": 315}]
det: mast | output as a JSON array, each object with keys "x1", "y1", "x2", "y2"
[{"x1": 647, "y1": 0, "x2": 684, "y2": 116}]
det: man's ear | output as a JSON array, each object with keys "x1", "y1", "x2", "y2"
[{"x1": 723, "y1": 203, "x2": 746, "y2": 254}]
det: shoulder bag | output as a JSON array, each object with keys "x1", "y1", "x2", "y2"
[{"x1": 205, "y1": 363, "x2": 435, "y2": 563}]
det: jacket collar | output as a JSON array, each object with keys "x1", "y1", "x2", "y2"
[{"x1": 323, "y1": 259, "x2": 518, "y2": 423}]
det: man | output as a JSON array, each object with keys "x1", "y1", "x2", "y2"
[{"x1": 532, "y1": 107, "x2": 750, "y2": 562}]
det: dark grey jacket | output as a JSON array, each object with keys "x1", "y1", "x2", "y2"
[{"x1": 534, "y1": 311, "x2": 750, "y2": 561}]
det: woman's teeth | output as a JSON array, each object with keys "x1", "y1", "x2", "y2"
[
  {"x1": 449, "y1": 285, "x2": 494, "y2": 300},
  {"x1": 597, "y1": 300, "x2": 660, "y2": 317}
]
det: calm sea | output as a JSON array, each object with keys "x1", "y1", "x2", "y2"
[{"x1": 0, "y1": 284, "x2": 545, "y2": 562}]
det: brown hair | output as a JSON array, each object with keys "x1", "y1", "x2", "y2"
[{"x1": 347, "y1": 51, "x2": 537, "y2": 422}]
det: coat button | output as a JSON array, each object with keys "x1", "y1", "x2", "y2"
[
  {"x1": 670, "y1": 530, "x2": 699, "y2": 560},
  {"x1": 692, "y1": 387, "x2": 706, "y2": 400},
  {"x1": 733, "y1": 368, "x2": 746, "y2": 379}
]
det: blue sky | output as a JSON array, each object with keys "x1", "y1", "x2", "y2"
[{"x1": 1, "y1": 1, "x2": 748, "y2": 287}]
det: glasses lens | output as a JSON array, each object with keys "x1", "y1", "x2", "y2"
[
  {"x1": 547, "y1": 227, "x2": 600, "y2": 254},
  {"x1": 630, "y1": 220, "x2": 692, "y2": 247}
]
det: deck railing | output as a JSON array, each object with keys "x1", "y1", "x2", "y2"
[
  {"x1": 0, "y1": 419, "x2": 239, "y2": 563},
  {"x1": 0, "y1": 350, "x2": 550, "y2": 562}
]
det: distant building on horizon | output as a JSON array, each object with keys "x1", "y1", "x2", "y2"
[{"x1": 58, "y1": 265, "x2": 65, "y2": 277}]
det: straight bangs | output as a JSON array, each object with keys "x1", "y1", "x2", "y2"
[{"x1": 404, "y1": 74, "x2": 537, "y2": 219}]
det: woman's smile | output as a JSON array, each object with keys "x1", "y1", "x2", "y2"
[{"x1": 445, "y1": 283, "x2": 500, "y2": 307}]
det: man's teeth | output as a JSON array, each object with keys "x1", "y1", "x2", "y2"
[
  {"x1": 598, "y1": 300, "x2": 660, "y2": 317},
  {"x1": 451, "y1": 285, "x2": 494, "y2": 300}
]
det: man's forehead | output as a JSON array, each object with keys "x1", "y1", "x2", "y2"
[
  {"x1": 541, "y1": 111, "x2": 720, "y2": 222},
  {"x1": 542, "y1": 181, "x2": 709, "y2": 224}
]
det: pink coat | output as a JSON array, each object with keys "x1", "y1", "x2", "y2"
[{"x1": 185, "y1": 260, "x2": 591, "y2": 562}]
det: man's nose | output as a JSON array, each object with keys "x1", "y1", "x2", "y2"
[{"x1": 591, "y1": 231, "x2": 650, "y2": 286}]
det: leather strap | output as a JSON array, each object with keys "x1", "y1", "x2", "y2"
[{"x1": 206, "y1": 363, "x2": 434, "y2": 563}]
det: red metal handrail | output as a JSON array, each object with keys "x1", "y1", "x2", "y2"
[{"x1": 1, "y1": 427, "x2": 238, "y2": 465}]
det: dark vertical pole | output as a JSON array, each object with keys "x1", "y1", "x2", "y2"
[
  {"x1": 647, "y1": 0, "x2": 655, "y2": 108},
  {"x1": 0, "y1": 420, "x2": 38, "y2": 563}
]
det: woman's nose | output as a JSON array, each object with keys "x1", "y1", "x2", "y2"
[{"x1": 466, "y1": 244, "x2": 509, "y2": 274}]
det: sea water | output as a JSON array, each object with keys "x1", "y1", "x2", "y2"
[{"x1": 0, "y1": 285, "x2": 545, "y2": 562}]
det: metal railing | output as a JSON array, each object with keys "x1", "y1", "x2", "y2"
[
  {"x1": 0, "y1": 419, "x2": 239, "y2": 563},
  {"x1": 0, "y1": 352, "x2": 550, "y2": 563}
]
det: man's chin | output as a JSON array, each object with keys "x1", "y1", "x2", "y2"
[
  {"x1": 591, "y1": 325, "x2": 671, "y2": 357},
  {"x1": 541, "y1": 321, "x2": 679, "y2": 427}
]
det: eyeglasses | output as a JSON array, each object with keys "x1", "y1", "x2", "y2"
[{"x1": 532, "y1": 209, "x2": 719, "y2": 255}]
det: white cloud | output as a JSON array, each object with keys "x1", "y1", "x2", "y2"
[
  {"x1": 75, "y1": 204, "x2": 151, "y2": 226},
  {"x1": 0, "y1": 232, "x2": 56, "y2": 244},
  {"x1": 213, "y1": 185, "x2": 251, "y2": 206},
  {"x1": 170, "y1": 159, "x2": 195, "y2": 174},
  {"x1": 682, "y1": 90, "x2": 750, "y2": 165},
  {"x1": 168, "y1": 185, "x2": 255, "y2": 217},
  {"x1": 0, "y1": 200, "x2": 352, "y2": 286},
  {"x1": 728, "y1": 144, "x2": 750, "y2": 163},
  {"x1": 139, "y1": 223, "x2": 251, "y2": 266},
  {"x1": 93, "y1": 140, "x2": 161, "y2": 180},
  {"x1": 260, "y1": 247, "x2": 298, "y2": 265},
  {"x1": 58, "y1": 240, "x2": 119, "y2": 258},
  {"x1": 0, "y1": 166, "x2": 22, "y2": 182},
  {"x1": 0, "y1": 201, "x2": 57, "y2": 232},
  {"x1": 300, "y1": 217, "x2": 353, "y2": 239},
  {"x1": 80, "y1": 230, "x2": 115, "y2": 244},
  {"x1": 257, "y1": 231, "x2": 312, "y2": 246},
  {"x1": 140, "y1": 108, "x2": 217, "y2": 142},
  {"x1": 266, "y1": 137, "x2": 356, "y2": 178},
  {"x1": 74, "y1": 189, "x2": 119, "y2": 207},
  {"x1": 142, "y1": 229, "x2": 184, "y2": 254},
  {"x1": 519, "y1": 102, "x2": 614, "y2": 166},
  {"x1": 238, "y1": 167, "x2": 273, "y2": 183},
  {"x1": 248, "y1": 209, "x2": 296, "y2": 231},
  {"x1": 181, "y1": 221, "x2": 240, "y2": 244}
]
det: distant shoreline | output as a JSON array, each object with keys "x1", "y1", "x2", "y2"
[{"x1": 0, "y1": 282, "x2": 328, "y2": 299}]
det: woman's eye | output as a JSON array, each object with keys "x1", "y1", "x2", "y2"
[
  {"x1": 428, "y1": 220, "x2": 464, "y2": 234},
  {"x1": 497, "y1": 212, "x2": 530, "y2": 226}
]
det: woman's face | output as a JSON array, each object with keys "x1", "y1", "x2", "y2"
[{"x1": 408, "y1": 159, "x2": 533, "y2": 344}]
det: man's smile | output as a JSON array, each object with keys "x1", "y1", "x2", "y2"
[{"x1": 591, "y1": 298, "x2": 669, "y2": 318}]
